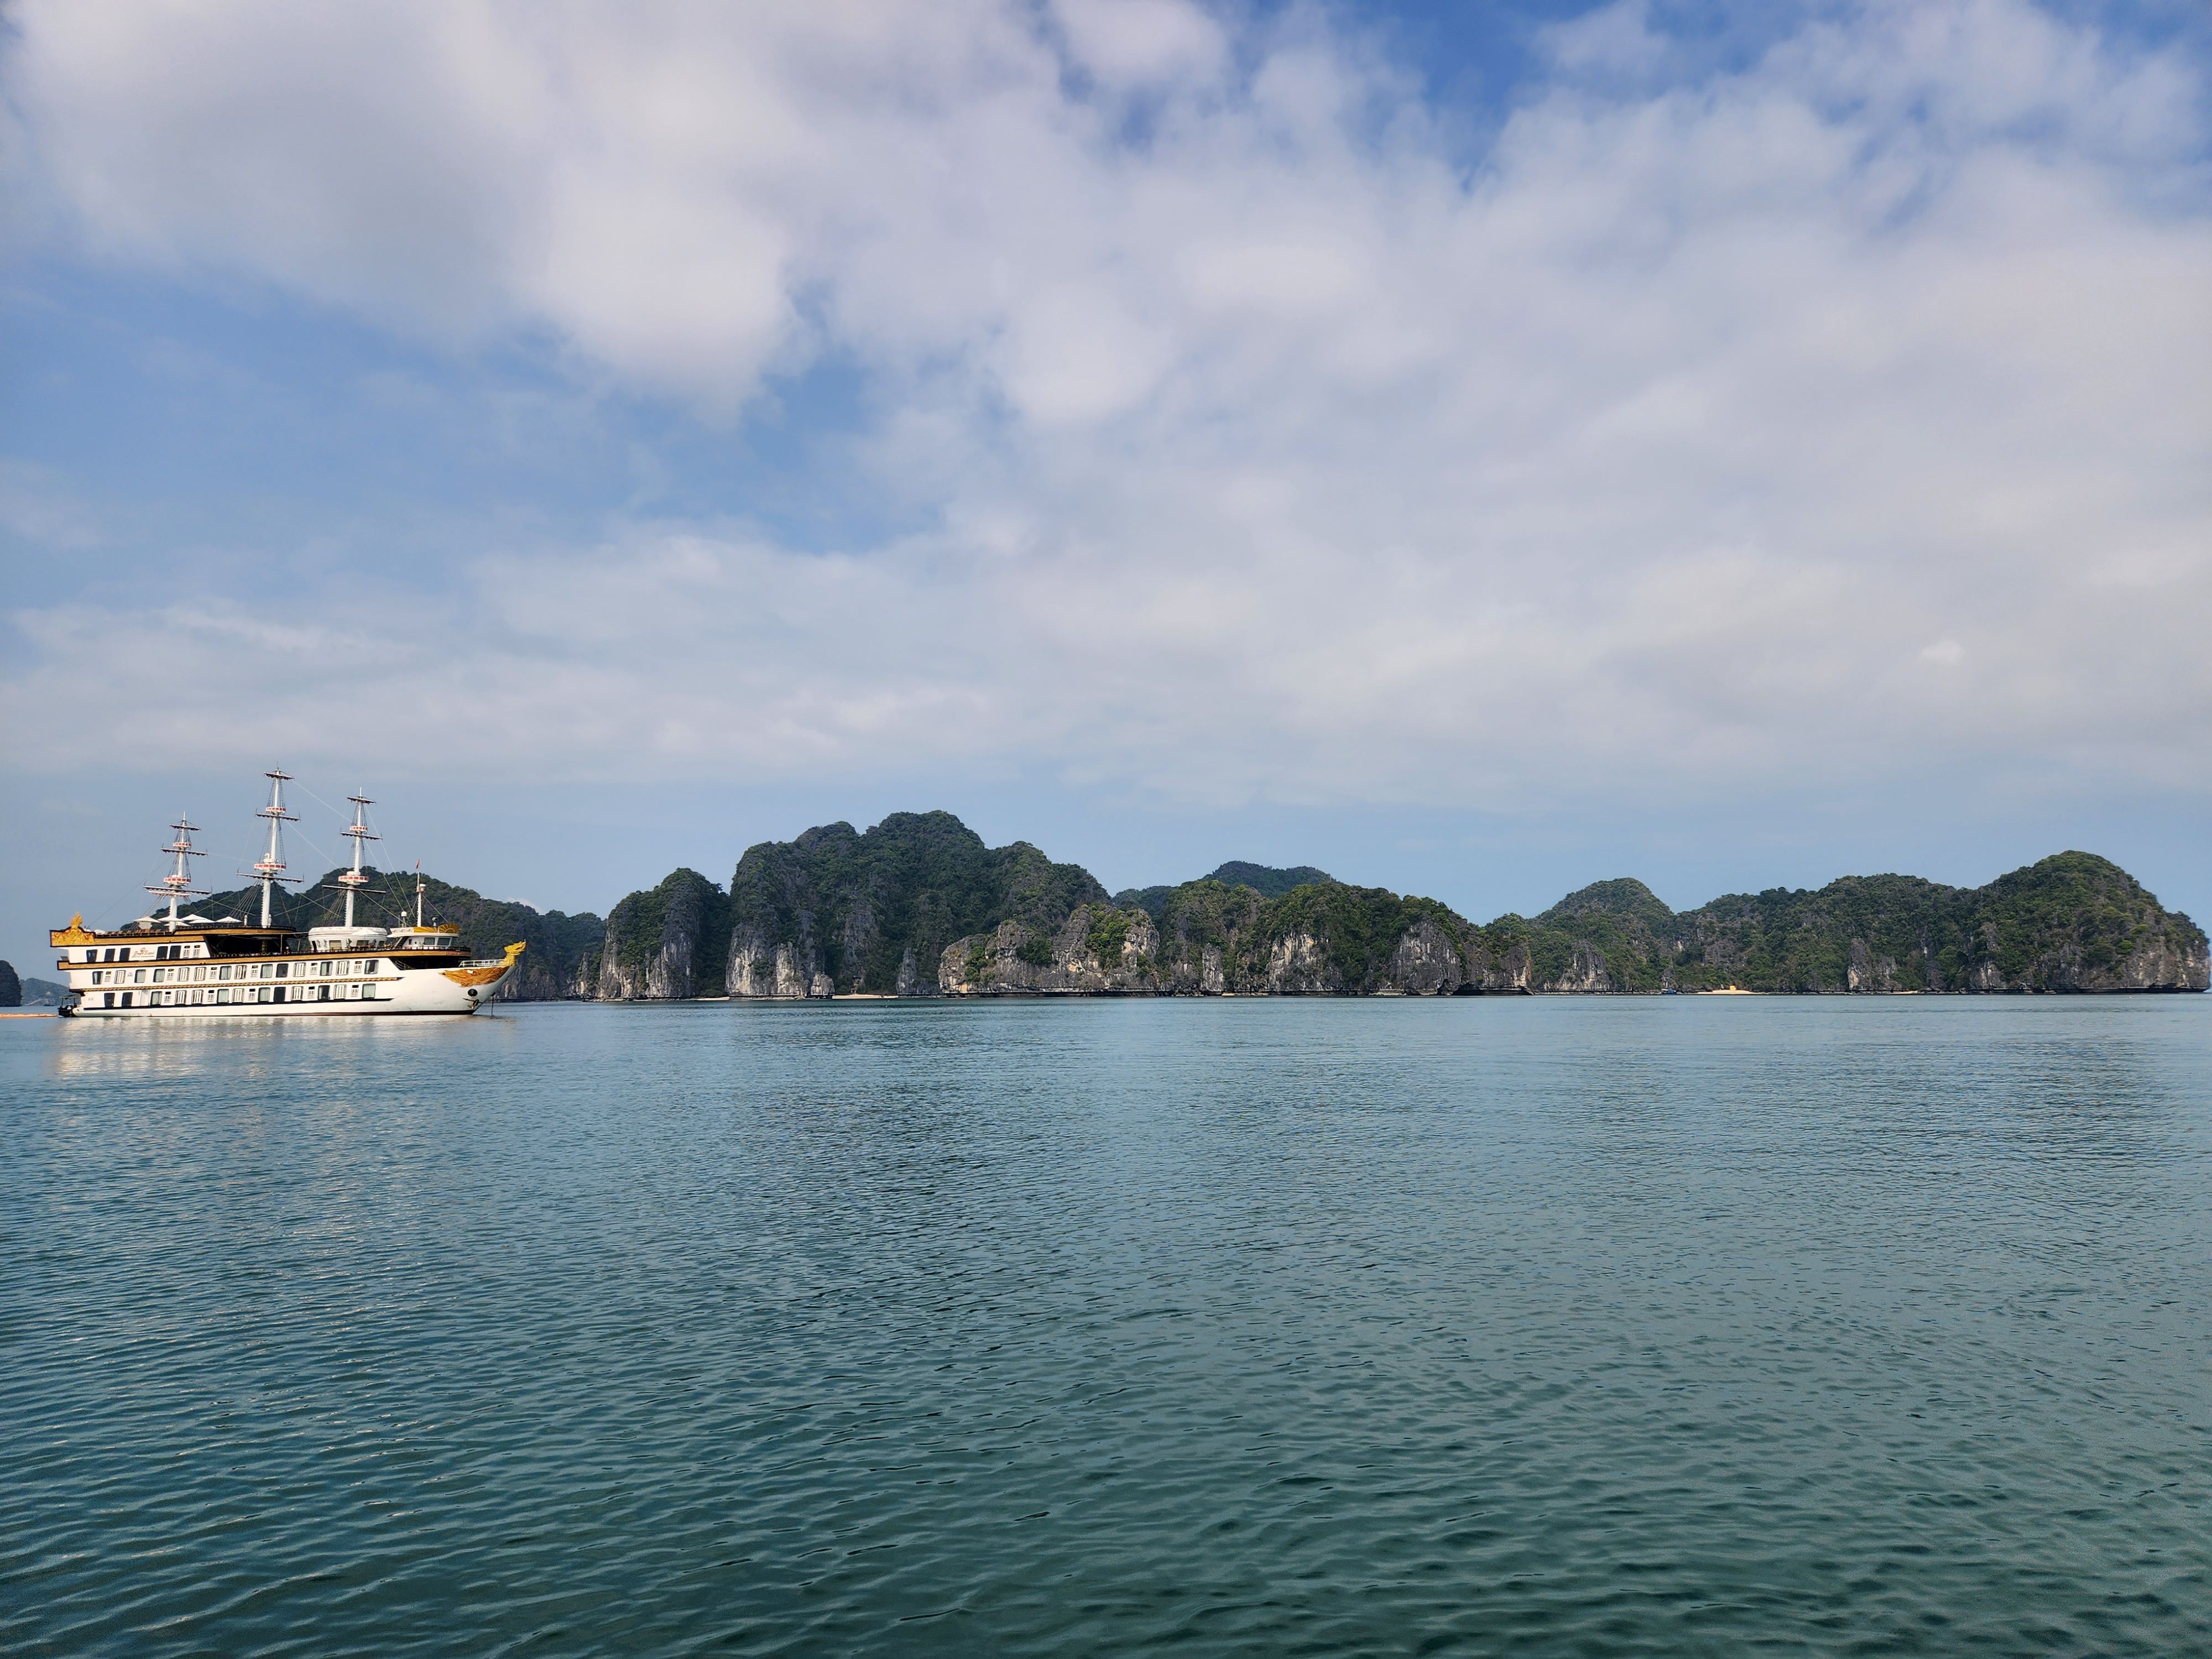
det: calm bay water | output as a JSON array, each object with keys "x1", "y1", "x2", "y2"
[{"x1": 3, "y1": 997, "x2": 2208, "y2": 1656}]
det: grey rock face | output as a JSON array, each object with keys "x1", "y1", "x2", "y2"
[
  {"x1": 2043, "y1": 933, "x2": 2209, "y2": 992},
  {"x1": 1559, "y1": 942, "x2": 1614, "y2": 992},
  {"x1": 728, "y1": 933, "x2": 828, "y2": 999},
  {"x1": 1387, "y1": 919, "x2": 1465, "y2": 995},
  {"x1": 1844, "y1": 938, "x2": 1918, "y2": 993},
  {"x1": 1457, "y1": 937, "x2": 1607, "y2": 994},
  {"x1": 2125, "y1": 935, "x2": 2210, "y2": 989},
  {"x1": 1261, "y1": 931, "x2": 1332, "y2": 994}
]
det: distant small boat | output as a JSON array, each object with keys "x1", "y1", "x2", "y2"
[{"x1": 51, "y1": 770, "x2": 523, "y2": 1019}]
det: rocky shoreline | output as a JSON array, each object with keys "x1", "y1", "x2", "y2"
[{"x1": 585, "y1": 813, "x2": 2208, "y2": 1001}]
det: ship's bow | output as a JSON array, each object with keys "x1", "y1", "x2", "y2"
[{"x1": 440, "y1": 942, "x2": 526, "y2": 1011}]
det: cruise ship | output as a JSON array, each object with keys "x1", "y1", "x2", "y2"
[{"x1": 51, "y1": 771, "x2": 523, "y2": 1018}]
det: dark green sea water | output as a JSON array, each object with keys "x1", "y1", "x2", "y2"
[{"x1": 4, "y1": 998, "x2": 2208, "y2": 1656}]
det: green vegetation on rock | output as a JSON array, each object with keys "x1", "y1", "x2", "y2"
[
  {"x1": 967, "y1": 834, "x2": 2206, "y2": 998},
  {"x1": 1084, "y1": 908, "x2": 1131, "y2": 963},
  {"x1": 596, "y1": 868, "x2": 731, "y2": 999},
  {"x1": 200, "y1": 868, "x2": 604, "y2": 1000},
  {"x1": 1207, "y1": 861, "x2": 1337, "y2": 898},
  {"x1": 1511, "y1": 852, "x2": 2206, "y2": 994},
  {"x1": 728, "y1": 810, "x2": 1110, "y2": 996},
  {"x1": 1269, "y1": 884, "x2": 1460, "y2": 989},
  {"x1": 1115, "y1": 860, "x2": 1336, "y2": 919},
  {"x1": 1081, "y1": 850, "x2": 2205, "y2": 997}
]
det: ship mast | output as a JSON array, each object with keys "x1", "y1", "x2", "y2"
[
  {"x1": 340, "y1": 791, "x2": 378, "y2": 930},
  {"x1": 254, "y1": 769, "x2": 298, "y2": 928},
  {"x1": 414, "y1": 862, "x2": 427, "y2": 929},
  {"x1": 147, "y1": 816, "x2": 206, "y2": 931}
]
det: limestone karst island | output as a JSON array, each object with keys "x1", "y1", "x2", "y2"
[{"x1": 189, "y1": 811, "x2": 2209, "y2": 1001}]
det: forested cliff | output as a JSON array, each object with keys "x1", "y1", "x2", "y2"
[
  {"x1": 594, "y1": 869, "x2": 728, "y2": 1000},
  {"x1": 573, "y1": 816, "x2": 2205, "y2": 1000},
  {"x1": 722, "y1": 812, "x2": 1107, "y2": 997}
]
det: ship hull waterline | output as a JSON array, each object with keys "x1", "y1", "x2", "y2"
[{"x1": 66, "y1": 985, "x2": 507, "y2": 1018}]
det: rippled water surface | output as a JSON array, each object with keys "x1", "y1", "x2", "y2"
[{"x1": 4, "y1": 998, "x2": 2209, "y2": 1656}]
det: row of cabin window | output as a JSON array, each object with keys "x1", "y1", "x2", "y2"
[
  {"x1": 100, "y1": 984, "x2": 379, "y2": 1008},
  {"x1": 85, "y1": 959, "x2": 381, "y2": 987},
  {"x1": 75, "y1": 945, "x2": 404, "y2": 966}
]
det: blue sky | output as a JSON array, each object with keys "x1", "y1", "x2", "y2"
[{"x1": 4, "y1": 0, "x2": 2209, "y2": 966}]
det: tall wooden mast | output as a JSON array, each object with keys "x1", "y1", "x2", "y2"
[
  {"x1": 254, "y1": 769, "x2": 298, "y2": 928},
  {"x1": 340, "y1": 792, "x2": 379, "y2": 930},
  {"x1": 147, "y1": 816, "x2": 206, "y2": 931}
]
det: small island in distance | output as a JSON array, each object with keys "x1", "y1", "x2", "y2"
[{"x1": 190, "y1": 810, "x2": 2209, "y2": 1001}]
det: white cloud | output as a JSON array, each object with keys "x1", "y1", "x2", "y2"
[
  {"x1": 1543, "y1": 0, "x2": 1671, "y2": 82},
  {"x1": 997, "y1": 281, "x2": 1176, "y2": 424},
  {"x1": 1053, "y1": 0, "x2": 1228, "y2": 88},
  {"x1": 3, "y1": 0, "x2": 2208, "y2": 815}
]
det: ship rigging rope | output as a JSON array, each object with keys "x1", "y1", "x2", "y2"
[
  {"x1": 284, "y1": 818, "x2": 341, "y2": 875},
  {"x1": 293, "y1": 779, "x2": 366, "y2": 838},
  {"x1": 290, "y1": 778, "x2": 382, "y2": 881}
]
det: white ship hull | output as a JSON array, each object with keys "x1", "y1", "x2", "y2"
[
  {"x1": 67, "y1": 966, "x2": 509, "y2": 1018},
  {"x1": 53, "y1": 930, "x2": 525, "y2": 1020}
]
